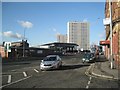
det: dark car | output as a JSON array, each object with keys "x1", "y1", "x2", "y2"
[
  {"x1": 82, "y1": 53, "x2": 95, "y2": 63},
  {"x1": 90, "y1": 53, "x2": 96, "y2": 60}
]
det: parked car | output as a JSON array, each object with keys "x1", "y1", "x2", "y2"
[
  {"x1": 82, "y1": 53, "x2": 95, "y2": 63},
  {"x1": 40, "y1": 55, "x2": 62, "y2": 70}
]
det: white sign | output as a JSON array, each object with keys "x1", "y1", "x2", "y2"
[
  {"x1": 4, "y1": 42, "x2": 11, "y2": 52},
  {"x1": 103, "y1": 18, "x2": 111, "y2": 25}
]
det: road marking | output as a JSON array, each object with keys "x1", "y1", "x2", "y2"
[
  {"x1": 85, "y1": 65, "x2": 93, "y2": 89},
  {"x1": 23, "y1": 72, "x2": 27, "y2": 77},
  {"x1": 14, "y1": 65, "x2": 20, "y2": 66},
  {"x1": 11, "y1": 70, "x2": 16, "y2": 72},
  {"x1": 86, "y1": 85, "x2": 89, "y2": 89},
  {"x1": 7, "y1": 75, "x2": 11, "y2": 83},
  {"x1": 0, "y1": 75, "x2": 32, "y2": 89},
  {"x1": 89, "y1": 77, "x2": 92, "y2": 80},
  {"x1": 34, "y1": 69, "x2": 39, "y2": 73},
  {"x1": 87, "y1": 64, "x2": 92, "y2": 72},
  {"x1": 88, "y1": 81, "x2": 90, "y2": 85}
]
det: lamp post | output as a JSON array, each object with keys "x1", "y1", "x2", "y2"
[
  {"x1": 109, "y1": 0, "x2": 113, "y2": 69},
  {"x1": 23, "y1": 28, "x2": 26, "y2": 57}
]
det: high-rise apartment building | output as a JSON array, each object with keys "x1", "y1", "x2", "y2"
[
  {"x1": 67, "y1": 21, "x2": 90, "y2": 50},
  {"x1": 57, "y1": 34, "x2": 67, "y2": 43}
]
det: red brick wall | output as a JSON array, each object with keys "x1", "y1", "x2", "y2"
[
  {"x1": 113, "y1": 32, "x2": 119, "y2": 56},
  {"x1": 105, "y1": 45, "x2": 110, "y2": 60},
  {"x1": 0, "y1": 46, "x2": 5, "y2": 58},
  {"x1": 112, "y1": 31, "x2": 119, "y2": 67}
]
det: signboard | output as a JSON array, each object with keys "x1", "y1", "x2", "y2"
[
  {"x1": 103, "y1": 18, "x2": 111, "y2": 25},
  {"x1": 100, "y1": 40, "x2": 110, "y2": 45},
  {"x1": 4, "y1": 42, "x2": 11, "y2": 52}
]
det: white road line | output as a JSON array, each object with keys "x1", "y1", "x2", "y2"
[
  {"x1": 11, "y1": 70, "x2": 16, "y2": 72},
  {"x1": 23, "y1": 72, "x2": 27, "y2": 77},
  {"x1": 87, "y1": 64, "x2": 92, "y2": 71},
  {"x1": 86, "y1": 85, "x2": 89, "y2": 89},
  {"x1": 88, "y1": 81, "x2": 90, "y2": 85},
  {"x1": 7, "y1": 75, "x2": 11, "y2": 83},
  {"x1": 0, "y1": 75, "x2": 32, "y2": 89},
  {"x1": 89, "y1": 77, "x2": 92, "y2": 80},
  {"x1": 14, "y1": 65, "x2": 20, "y2": 66},
  {"x1": 34, "y1": 69, "x2": 39, "y2": 73}
]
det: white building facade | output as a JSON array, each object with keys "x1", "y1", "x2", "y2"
[{"x1": 67, "y1": 21, "x2": 90, "y2": 50}]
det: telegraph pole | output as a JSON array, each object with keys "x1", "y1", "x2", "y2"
[{"x1": 23, "y1": 28, "x2": 26, "y2": 57}]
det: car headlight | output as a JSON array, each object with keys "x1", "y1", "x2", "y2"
[
  {"x1": 41, "y1": 63, "x2": 44, "y2": 66},
  {"x1": 90, "y1": 58, "x2": 92, "y2": 60}
]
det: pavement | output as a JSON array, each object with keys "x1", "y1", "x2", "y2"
[{"x1": 91, "y1": 55, "x2": 119, "y2": 80}]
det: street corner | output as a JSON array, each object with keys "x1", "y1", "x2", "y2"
[
  {"x1": 90, "y1": 64, "x2": 117, "y2": 80},
  {"x1": 85, "y1": 63, "x2": 95, "y2": 77}
]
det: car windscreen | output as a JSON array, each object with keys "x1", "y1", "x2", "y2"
[
  {"x1": 43, "y1": 57, "x2": 56, "y2": 61},
  {"x1": 83, "y1": 54, "x2": 91, "y2": 58},
  {"x1": 91, "y1": 53, "x2": 94, "y2": 57}
]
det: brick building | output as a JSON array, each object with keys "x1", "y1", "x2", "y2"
[
  {"x1": 0, "y1": 45, "x2": 6, "y2": 58},
  {"x1": 104, "y1": 0, "x2": 120, "y2": 68}
]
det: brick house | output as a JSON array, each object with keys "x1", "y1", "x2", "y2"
[
  {"x1": 104, "y1": 0, "x2": 120, "y2": 68},
  {"x1": 0, "y1": 45, "x2": 6, "y2": 58}
]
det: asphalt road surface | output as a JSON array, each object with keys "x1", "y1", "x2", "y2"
[{"x1": 1, "y1": 54, "x2": 119, "y2": 88}]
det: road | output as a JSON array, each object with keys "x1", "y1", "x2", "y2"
[{"x1": 1, "y1": 54, "x2": 118, "y2": 88}]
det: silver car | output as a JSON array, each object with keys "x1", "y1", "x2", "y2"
[{"x1": 40, "y1": 55, "x2": 62, "y2": 70}]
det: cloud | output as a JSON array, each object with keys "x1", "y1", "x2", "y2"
[
  {"x1": 83, "y1": 18, "x2": 88, "y2": 22},
  {"x1": 2, "y1": 31, "x2": 25, "y2": 39},
  {"x1": 18, "y1": 20, "x2": 33, "y2": 29}
]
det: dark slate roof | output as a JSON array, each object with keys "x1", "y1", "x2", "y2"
[{"x1": 41, "y1": 42, "x2": 78, "y2": 47}]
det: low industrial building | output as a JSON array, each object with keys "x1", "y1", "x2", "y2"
[{"x1": 40, "y1": 42, "x2": 79, "y2": 54}]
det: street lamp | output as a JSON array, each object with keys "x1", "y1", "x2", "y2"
[
  {"x1": 23, "y1": 28, "x2": 26, "y2": 57},
  {"x1": 109, "y1": 0, "x2": 113, "y2": 69}
]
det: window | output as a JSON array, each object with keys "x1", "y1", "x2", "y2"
[
  {"x1": 118, "y1": 1, "x2": 120, "y2": 7},
  {"x1": 30, "y1": 49, "x2": 35, "y2": 52},
  {"x1": 37, "y1": 50, "x2": 43, "y2": 54}
]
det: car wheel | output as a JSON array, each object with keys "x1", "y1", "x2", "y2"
[
  {"x1": 82, "y1": 61, "x2": 85, "y2": 64},
  {"x1": 60, "y1": 63, "x2": 62, "y2": 67},
  {"x1": 56, "y1": 64, "x2": 58, "y2": 69}
]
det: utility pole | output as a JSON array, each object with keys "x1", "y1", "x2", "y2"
[
  {"x1": 23, "y1": 28, "x2": 26, "y2": 57},
  {"x1": 109, "y1": 0, "x2": 113, "y2": 69}
]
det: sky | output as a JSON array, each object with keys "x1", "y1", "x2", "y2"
[{"x1": 2, "y1": 2, "x2": 106, "y2": 46}]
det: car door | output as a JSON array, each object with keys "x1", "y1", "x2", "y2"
[{"x1": 56, "y1": 56, "x2": 61, "y2": 66}]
